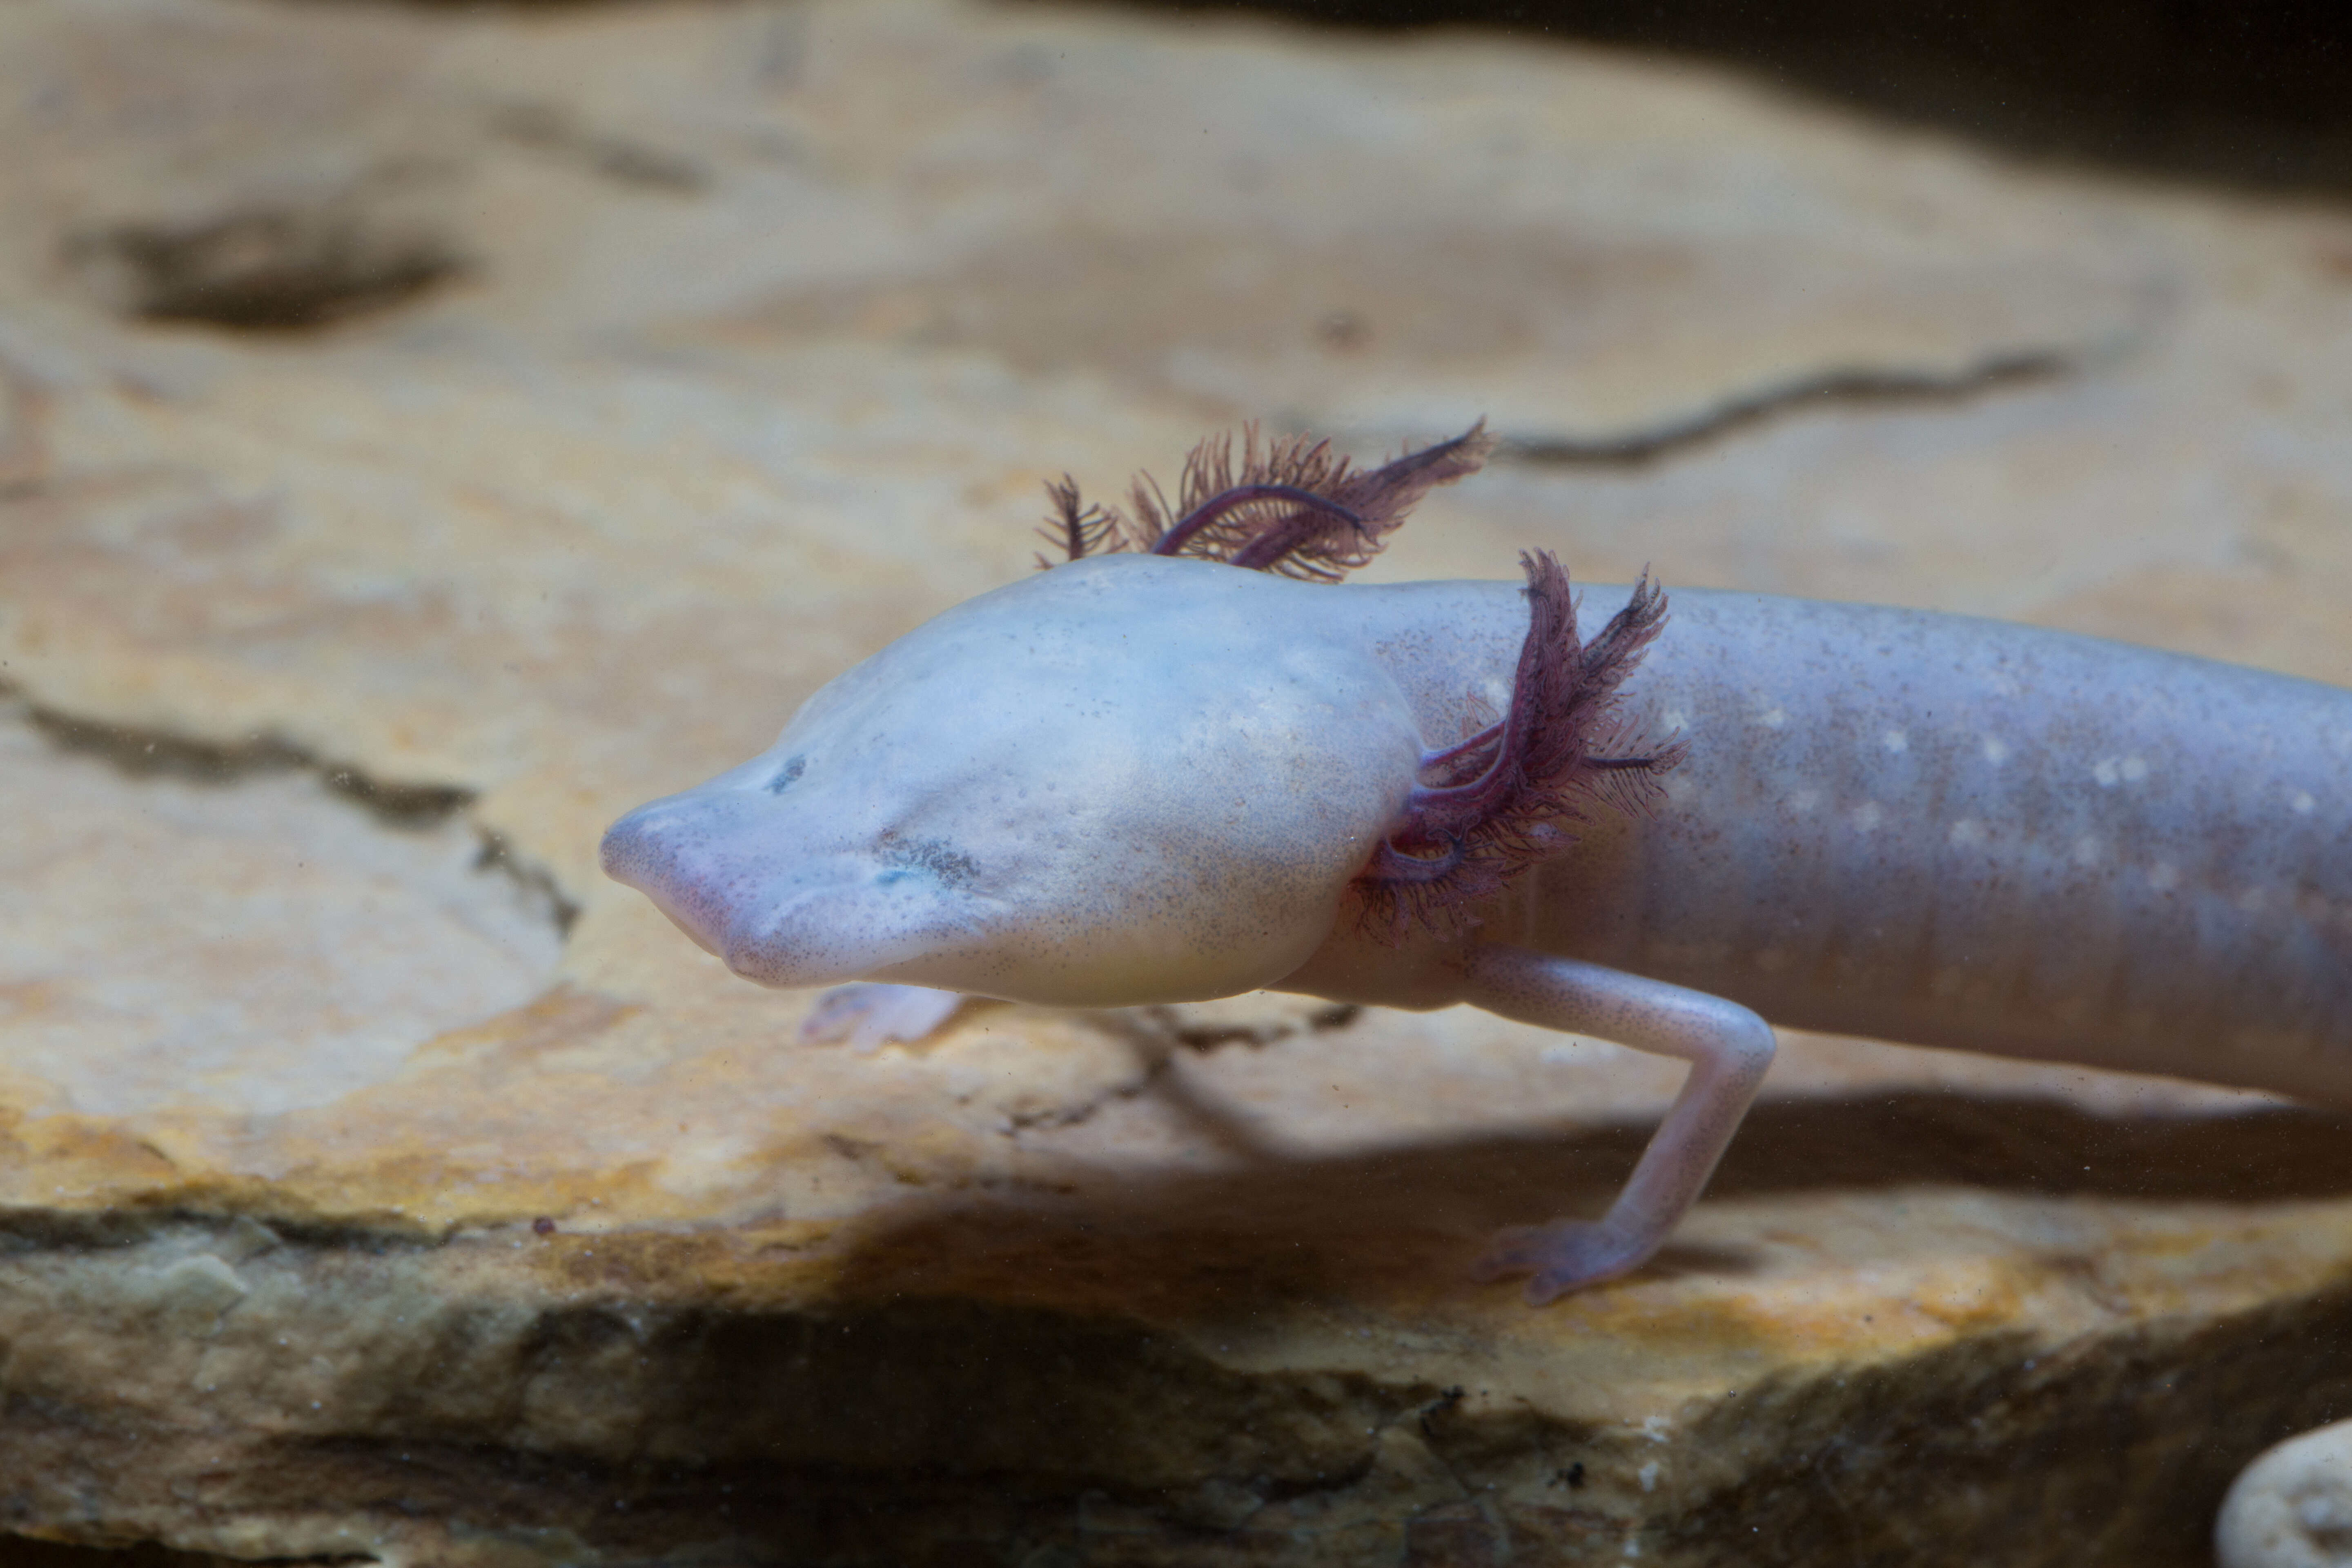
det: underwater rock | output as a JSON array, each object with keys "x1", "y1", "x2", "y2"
[{"x1": 0, "y1": 0, "x2": 2349, "y2": 1562}]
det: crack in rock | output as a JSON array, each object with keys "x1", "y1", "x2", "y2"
[
  {"x1": 486, "y1": 102, "x2": 710, "y2": 194},
  {"x1": 16, "y1": 699, "x2": 578, "y2": 938},
  {"x1": 0, "y1": 693, "x2": 577, "y2": 1115},
  {"x1": 1498, "y1": 347, "x2": 2076, "y2": 466},
  {"x1": 24, "y1": 703, "x2": 470, "y2": 826},
  {"x1": 65, "y1": 201, "x2": 466, "y2": 333}
]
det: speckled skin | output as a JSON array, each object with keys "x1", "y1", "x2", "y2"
[
  {"x1": 603, "y1": 552, "x2": 2352, "y2": 1296},
  {"x1": 601, "y1": 557, "x2": 1428, "y2": 1009},
  {"x1": 1294, "y1": 577, "x2": 2352, "y2": 1106},
  {"x1": 607, "y1": 554, "x2": 2351, "y2": 1100}
]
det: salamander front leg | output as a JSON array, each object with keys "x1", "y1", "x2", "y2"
[
  {"x1": 800, "y1": 983, "x2": 966, "y2": 1051},
  {"x1": 1459, "y1": 945, "x2": 1776, "y2": 1302}
]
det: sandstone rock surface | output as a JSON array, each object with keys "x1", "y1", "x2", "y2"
[{"x1": 0, "y1": 0, "x2": 2348, "y2": 1564}]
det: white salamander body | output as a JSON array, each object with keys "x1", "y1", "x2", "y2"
[
  {"x1": 1299, "y1": 575, "x2": 2352, "y2": 1102},
  {"x1": 602, "y1": 427, "x2": 2352, "y2": 1302}
]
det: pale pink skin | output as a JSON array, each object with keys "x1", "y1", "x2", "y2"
[{"x1": 605, "y1": 556, "x2": 2352, "y2": 1304}]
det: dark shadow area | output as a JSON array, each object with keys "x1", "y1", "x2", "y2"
[
  {"x1": 816, "y1": 1091, "x2": 2352, "y2": 1308},
  {"x1": 1704, "y1": 1090, "x2": 2351, "y2": 1203},
  {"x1": 1074, "y1": 0, "x2": 2352, "y2": 199},
  {"x1": 0, "y1": 1538, "x2": 362, "y2": 1567}
]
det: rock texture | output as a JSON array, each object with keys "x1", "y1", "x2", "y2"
[{"x1": 0, "y1": 0, "x2": 2349, "y2": 1564}]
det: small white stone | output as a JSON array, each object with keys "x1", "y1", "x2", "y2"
[
  {"x1": 2216, "y1": 1418, "x2": 2352, "y2": 1568},
  {"x1": 137, "y1": 1253, "x2": 249, "y2": 1336}
]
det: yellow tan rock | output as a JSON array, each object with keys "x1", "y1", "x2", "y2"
[{"x1": 0, "y1": 0, "x2": 2347, "y2": 1562}]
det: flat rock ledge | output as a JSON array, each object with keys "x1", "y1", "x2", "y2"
[
  {"x1": 2, "y1": 0, "x2": 2351, "y2": 1563},
  {"x1": 0, "y1": 1173, "x2": 2348, "y2": 1567}
]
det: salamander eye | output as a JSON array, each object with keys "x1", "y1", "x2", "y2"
[{"x1": 766, "y1": 755, "x2": 807, "y2": 794}]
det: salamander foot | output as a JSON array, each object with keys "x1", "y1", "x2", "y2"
[
  {"x1": 1472, "y1": 1220, "x2": 1652, "y2": 1303},
  {"x1": 799, "y1": 983, "x2": 965, "y2": 1052}
]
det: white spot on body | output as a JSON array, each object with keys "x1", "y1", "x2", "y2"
[
  {"x1": 2093, "y1": 758, "x2": 2120, "y2": 787},
  {"x1": 1786, "y1": 788, "x2": 1821, "y2": 815},
  {"x1": 1981, "y1": 737, "x2": 2010, "y2": 765},
  {"x1": 2148, "y1": 862, "x2": 2180, "y2": 891},
  {"x1": 2121, "y1": 757, "x2": 2149, "y2": 783},
  {"x1": 2291, "y1": 790, "x2": 2316, "y2": 815},
  {"x1": 1948, "y1": 819, "x2": 1986, "y2": 847},
  {"x1": 1851, "y1": 802, "x2": 1883, "y2": 831},
  {"x1": 1756, "y1": 706, "x2": 1788, "y2": 730},
  {"x1": 1881, "y1": 728, "x2": 1909, "y2": 754}
]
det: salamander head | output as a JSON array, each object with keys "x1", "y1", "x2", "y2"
[{"x1": 600, "y1": 555, "x2": 1423, "y2": 1007}]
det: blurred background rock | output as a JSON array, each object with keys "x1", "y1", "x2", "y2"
[{"x1": 1123, "y1": 0, "x2": 2352, "y2": 195}]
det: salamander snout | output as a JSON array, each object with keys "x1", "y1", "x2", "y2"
[
  {"x1": 599, "y1": 785, "x2": 982, "y2": 989},
  {"x1": 598, "y1": 791, "x2": 773, "y2": 960}
]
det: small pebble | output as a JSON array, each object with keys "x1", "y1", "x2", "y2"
[{"x1": 2217, "y1": 1419, "x2": 2352, "y2": 1568}]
